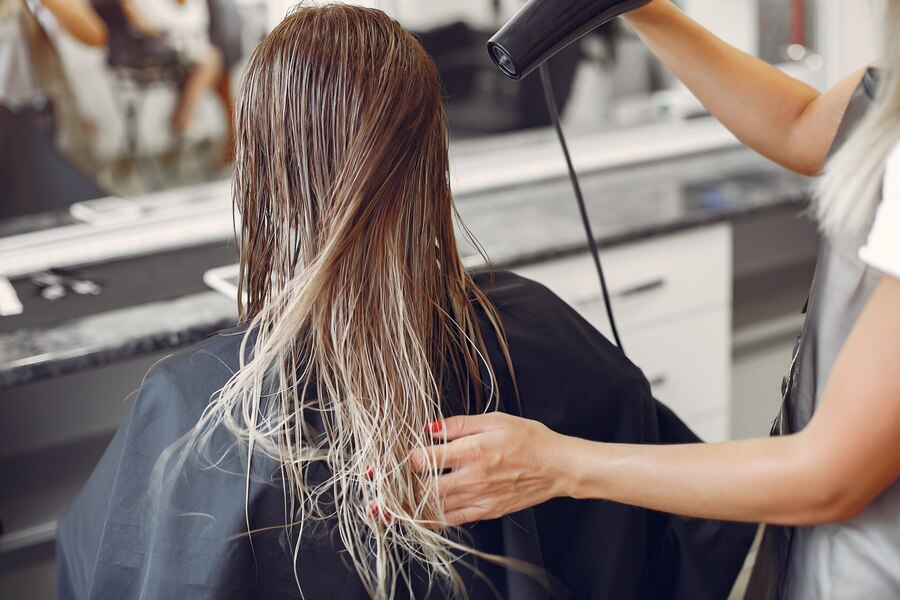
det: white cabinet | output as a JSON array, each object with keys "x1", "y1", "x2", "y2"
[
  {"x1": 625, "y1": 308, "x2": 731, "y2": 425},
  {"x1": 514, "y1": 224, "x2": 733, "y2": 441}
]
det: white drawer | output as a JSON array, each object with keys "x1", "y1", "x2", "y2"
[
  {"x1": 513, "y1": 224, "x2": 732, "y2": 333},
  {"x1": 618, "y1": 308, "x2": 731, "y2": 423}
]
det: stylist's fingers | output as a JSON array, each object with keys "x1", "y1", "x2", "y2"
[
  {"x1": 407, "y1": 445, "x2": 438, "y2": 473},
  {"x1": 408, "y1": 437, "x2": 474, "y2": 473},
  {"x1": 434, "y1": 468, "x2": 469, "y2": 497},
  {"x1": 438, "y1": 471, "x2": 515, "y2": 519},
  {"x1": 441, "y1": 486, "x2": 486, "y2": 514},
  {"x1": 435, "y1": 463, "x2": 510, "y2": 499},
  {"x1": 425, "y1": 412, "x2": 506, "y2": 442},
  {"x1": 442, "y1": 506, "x2": 491, "y2": 527}
]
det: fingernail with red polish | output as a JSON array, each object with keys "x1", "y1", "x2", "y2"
[
  {"x1": 367, "y1": 501, "x2": 380, "y2": 519},
  {"x1": 426, "y1": 421, "x2": 443, "y2": 433},
  {"x1": 364, "y1": 465, "x2": 375, "y2": 480}
]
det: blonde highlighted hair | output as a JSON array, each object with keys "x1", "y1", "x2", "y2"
[
  {"x1": 191, "y1": 4, "x2": 519, "y2": 598},
  {"x1": 816, "y1": 0, "x2": 900, "y2": 236}
]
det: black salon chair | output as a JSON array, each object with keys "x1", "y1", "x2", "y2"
[
  {"x1": 91, "y1": 0, "x2": 189, "y2": 189},
  {"x1": 0, "y1": 106, "x2": 106, "y2": 225},
  {"x1": 416, "y1": 21, "x2": 591, "y2": 137}
]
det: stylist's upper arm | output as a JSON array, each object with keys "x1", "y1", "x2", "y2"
[{"x1": 804, "y1": 141, "x2": 900, "y2": 519}]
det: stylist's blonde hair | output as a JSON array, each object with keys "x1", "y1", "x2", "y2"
[
  {"x1": 193, "y1": 4, "x2": 518, "y2": 598},
  {"x1": 816, "y1": 0, "x2": 900, "y2": 235}
]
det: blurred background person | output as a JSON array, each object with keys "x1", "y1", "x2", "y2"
[
  {"x1": 0, "y1": 0, "x2": 108, "y2": 172},
  {"x1": 113, "y1": 0, "x2": 238, "y2": 160}
]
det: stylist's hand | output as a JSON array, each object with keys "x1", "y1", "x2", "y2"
[{"x1": 411, "y1": 413, "x2": 570, "y2": 526}]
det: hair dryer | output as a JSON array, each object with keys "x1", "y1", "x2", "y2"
[{"x1": 488, "y1": 0, "x2": 652, "y2": 80}]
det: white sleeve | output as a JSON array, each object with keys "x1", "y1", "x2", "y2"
[{"x1": 859, "y1": 142, "x2": 900, "y2": 280}]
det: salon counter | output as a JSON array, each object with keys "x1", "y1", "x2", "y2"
[
  {"x1": 0, "y1": 141, "x2": 810, "y2": 390},
  {"x1": 0, "y1": 132, "x2": 815, "y2": 571}
]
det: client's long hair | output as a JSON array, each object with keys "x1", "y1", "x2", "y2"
[{"x1": 196, "y1": 4, "x2": 514, "y2": 598}]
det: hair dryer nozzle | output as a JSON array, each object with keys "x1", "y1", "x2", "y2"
[
  {"x1": 489, "y1": 43, "x2": 520, "y2": 79},
  {"x1": 488, "y1": 0, "x2": 652, "y2": 81}
]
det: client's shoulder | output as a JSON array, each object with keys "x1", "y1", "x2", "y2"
[
  {"x1": 151, "y1": 325, "x2": 249, "y2": 378},
  {"x1": 471, "y1": 268, "x2": 604, "y2": 340},
  {"x1": 470, "y1": 269, "x2": 653, "y2": 437},
  {"x1": 470, "y1": 268, "x2": 636, "y2": 373},
  {"x1": 134, "y1": 325, "x2": 251, "y2": 418},
  {"x1": 470, "y1": 268, "x2": 569, "y2": 316}
]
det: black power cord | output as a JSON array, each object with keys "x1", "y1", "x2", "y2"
[{"x1": 538, "y1": 63, "x2": 624, "y2": 351}]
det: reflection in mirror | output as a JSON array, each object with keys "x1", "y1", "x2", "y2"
[
  {"x1": 759, "y1": 0, "x2": 821, "y2": 81},
  {"x1": 1, "y1": 0, "x2": 268, "y2": 219},
  {"x1": 360, "y1": 1, "x2": 676, "y2": 136},
  {"x1": 1, "y1": 0, "x2": 822, "y2": 240},
  {"x1": 1, "y1": 0, "x2": 110, "y2": 230}
]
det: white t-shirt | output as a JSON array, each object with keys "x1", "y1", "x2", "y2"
[
  {"x1": 859, "y1": 141, "x2": 900, "y2": 280},
  {"x1": 0, "y1": 0, "x2": 55, "y2": 105},
  {"x1": 128, "y1": 0, "x2": 210, "y2": 63}
]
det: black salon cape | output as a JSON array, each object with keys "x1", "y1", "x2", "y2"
[{"x1": 57, "y1": 270, "x2": 755, "y2": 599}]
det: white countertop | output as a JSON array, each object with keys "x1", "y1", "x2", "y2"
[
  {"x1": 450, "y1": 116, "x2": 738, "y2": 197},
  {"x1": 0, "y1": 117, "x2": 740, "y2": 279}
]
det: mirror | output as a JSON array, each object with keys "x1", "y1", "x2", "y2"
[
  {"x1": 0, "y1": 0, "x2": 822, "y2": 241},
  {"x1": 759, "y1": 0, "x2": 821, "y2": 83},
  {"x1": 0, "y1": 0, "x2": 268, "y2": 235}
]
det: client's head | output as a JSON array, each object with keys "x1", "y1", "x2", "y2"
[
  {"x1": 234, "y1": 3, "x2": 456, "y2": 317},
  {"x1": 206, "y1": 4, "x2": 511, "y2": 597}
]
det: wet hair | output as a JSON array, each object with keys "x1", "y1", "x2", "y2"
[{"x1": 193, "y1": 4, "x2": 518, "y2": 597}]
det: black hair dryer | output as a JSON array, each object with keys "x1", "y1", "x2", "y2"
[{"x1": 488, "y1": 0, "x2": 653, "y2": 80}]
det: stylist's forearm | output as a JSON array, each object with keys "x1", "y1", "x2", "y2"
[
  {"x1": 43, "y1": 0, "x2": 108, "y2": 47},
  {"x1": 558, "y1": 433, "x2": 841, "y2": 525},
  {"x1": 622, "y1": 1, "x2": 843, "y2": 175}
]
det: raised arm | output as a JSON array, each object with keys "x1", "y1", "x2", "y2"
[
  {"x1": 623, "y1": 0, "x2": 866, "y2": 176},
  {"x1": 416, "y1": 275, "x2": 900, "y2": 526},
  {"x1": 119, "y1": 0, "x2": 164, "y2": 38},
  {"x1": 42, "y1": 0, "x2": 108, "y2": 46}
]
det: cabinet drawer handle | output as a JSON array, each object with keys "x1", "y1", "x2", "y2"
[
  {"x1": 572, "y1": 278, "x2": 667, "y2": 307},
  {"x1": 648, "y1": 374, "x2": 668, "y2": 388},
  {"x1": 614, "y1": 278, "x2": 666, "y2": 299}
]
